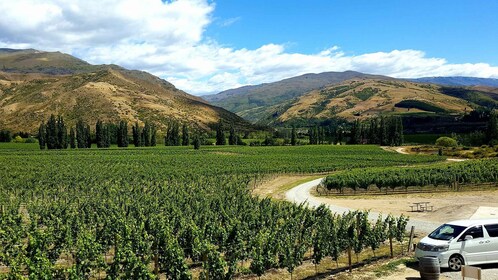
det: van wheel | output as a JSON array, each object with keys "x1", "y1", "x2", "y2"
[{"x1": 448, "y1": 255, "x2": 464, "y2": 271}]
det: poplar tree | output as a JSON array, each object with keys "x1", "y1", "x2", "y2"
[
  {"x1": 182, "y1": 124, "x2": 189, "y2": 146},
  {"x1": 228, "y1": 125, "x2": 236, "y2": 145},
  {"x1": 38, "y1": 122, "x2": 46, "y2": 149},
  {"x1": 57, "y1": 116, "x2": 67, "y2": 149},
  {"x1": 143, "y1": 121, "x2": 151, "y2": 147},
  {"x1": 150, "y1": 124, "x2": 156, "y2": 147},
  {"x1": 69, "y1": 127, "x2": 76, "y2": 149},
  {"x1": 486, "y1": 112, "x2": 498, "y2": 144},
  {"x1": 96, "y1": 120, "x2": 104, "y2": 148},
  {"x1": 193, "y1": 134, "x2": 201, "y2": 150},
  {"x1": 291, "y1": 126, "x2": 297, "y2": 146},
  {"x1": 379, "y1": 117, "x2": 388, "y2": 146},
  {"x1": 86, "y1": 124, "x2": 92, "y2": 148},
  {"x1": 46, "y1": 114, "x2": 58, "y2": 149},
  {"x1": 76, "y1": 120, "x2": 88, "y2": 148},
  {"x1": 215, "y1": 120, "x2": 226, "y2": 146},
  {"x1": 132, "y1": 122, "x2": 141, "y2": 147},
  {"x1": 117, "y1": 121, "x2": 128, "y2": 148}
]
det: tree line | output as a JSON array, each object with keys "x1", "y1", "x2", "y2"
[
  {"x1": 305, "y1": 116, "x2": 403, "y2": 146},
  {"x1": 37, "y1": 115, "x2": 156, "y2": 150},
  {"x1": 36, "y1": 115, "x2": 208, "y2": 150}
]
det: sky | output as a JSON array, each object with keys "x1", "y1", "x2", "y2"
[{"x1": 0, "y1": 0, "x2": 497, "y2": 95}]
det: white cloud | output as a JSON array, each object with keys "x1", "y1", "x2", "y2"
[{"x1": 1, "y1": 0, "x2": 498, "y2": 95}]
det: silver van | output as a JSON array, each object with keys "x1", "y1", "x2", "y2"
[{"x1": 415, "y1": 219, "x2": 498, "y2": 271}]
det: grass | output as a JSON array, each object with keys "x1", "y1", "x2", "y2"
[
  {"x1": 243, "y1": 241, "x2": 410, "y2": 280},
  {"x1": 373, "y1": 257, "x2": 417, "y2": 278}
]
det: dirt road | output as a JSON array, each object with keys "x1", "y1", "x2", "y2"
[{"x1": 285, "y1": 178, "x2": 441, "y2": 234}]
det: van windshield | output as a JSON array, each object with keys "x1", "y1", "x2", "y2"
[{"x1": 429, "y1": 224, "x2": 466, "y2": 240}]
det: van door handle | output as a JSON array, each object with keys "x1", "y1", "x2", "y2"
[
  {"x1": 479, "y1": 241, "x2": 484, "y2": 244},
  {"x1": 485, "y1": 240, "x2": 490, "y2": 243}
]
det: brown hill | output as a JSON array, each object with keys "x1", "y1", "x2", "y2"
[
  {"x1": 265, "y1": 78, "x2": 477, "y2": 125},
  {"x1": 0, "y1": 50, "x2": 251, "y2": 133}
]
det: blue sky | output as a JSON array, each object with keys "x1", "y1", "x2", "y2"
[
  {"x1": 207, "y1": 0, "x2": 498, "y2": 65},
  {"x1": 1, "y1": 0, "x2": 497, "y2": 94}
]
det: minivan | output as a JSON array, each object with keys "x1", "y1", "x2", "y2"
[{"x1": 415, "y1": 219, "x2": 498, "y2": 271}]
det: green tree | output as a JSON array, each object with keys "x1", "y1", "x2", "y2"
[
  {"x1": 436, "y1": 136, "x2": 458, "y2": 147},
  {"x1": 216, "y1": 120, "x2": 226, "y2": 146},
  {"x1": 38, "y1": 122, "x2": 46, "y2": 149},
  {"x1": 86, "y1": 124, "x2": 92, "y2": 148},
  {"x1": 291, "y1": 126, "x2": 297, "y2": 146},
  {"x1": 182, "y1": 124, "x2": 189, "y2": 146},
  {"x1": 165, "y1": 121, "x2": 180, "y2": 146},
  {"x1": 193, "y1": 134, "x2": 201, "y2": 150},
  {"x1": 228, "y1": 125, "x2": 237, "y2": 145},
  {"x1": 117, "y1": 120, "x2": 129, "y2": 148},
  {"x1": 132, "y1": 122, "x2": 142, "y2": 147},
  {"x1": 76, "y1": 120, "x2": 88, "y2": 148},
  {"x1": 69, "y1": 127, "x2": 76, "y2": 149},
  {"x1": 150, "y1": 124, "x2": 157, "y2": 147},
  {"x1": 96, "y1": 120, "x2": 104, "y2": 148},
  {"x1": 143, "y1": 121, "x2": 151, "y2": 147},
  {"x1": 349, "y1": 120, "x2": 361, "y2": 144},
  {"x1": 46, "y1": 114, "x2": 58, "y2": 149},
  {"x1": 486, "y1": 111, "x2": 498, "y2": 144}
]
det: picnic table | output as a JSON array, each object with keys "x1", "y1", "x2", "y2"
[{"x1": 410, "y1": 202, "x2": 433, "y2": 212}]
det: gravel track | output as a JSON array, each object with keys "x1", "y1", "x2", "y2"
[{"x1": 285, "y1": 177, "x2": 440, "y2": 234}]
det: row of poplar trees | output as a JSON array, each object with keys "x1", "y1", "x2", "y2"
[
  {"x1": 37, "y1": 115, "x2": 150, "y2": 150},
  {"x1": 349, "y1": 116, "x2": 404, "y2": 146}
]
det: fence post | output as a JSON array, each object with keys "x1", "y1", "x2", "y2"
[{"x1": 407, "y1": 226, "x2": 415, "y2": 253}]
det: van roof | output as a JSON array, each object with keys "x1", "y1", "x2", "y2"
[{"x1": 447, "y1": 219, "x2": 498, "y2": 227}]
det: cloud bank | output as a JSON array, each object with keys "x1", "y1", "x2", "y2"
[{"x1": 1, "y1": 0, "x2": 498, "y2": 95}]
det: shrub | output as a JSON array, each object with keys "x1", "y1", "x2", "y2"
[
  {"x1": 25, "y1": 137, "x2": 37, "y2": 143},
  {"x1": 13, "y1": 136, "x2": 25, "y2": 143},
  {"x1": 435, "y1": 137, "x2": 458, "y2": 147}
]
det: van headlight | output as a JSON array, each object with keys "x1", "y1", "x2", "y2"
[{"x1": 430, "y1": 245, "x2": 449, "y2": 252}]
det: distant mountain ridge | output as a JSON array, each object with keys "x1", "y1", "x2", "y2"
[
  {"x1": 205, "y1": 71, "x2": 498, "y2": 124},
  {"x1": 203, "y1": 71, "x2": 393, "y2": 122},
  {"x1": 410, "y1": 76, "x2": 498, "y2": 87},
  {"x1": 0, "y1": 49, "x2": 252, "y2": 133}
]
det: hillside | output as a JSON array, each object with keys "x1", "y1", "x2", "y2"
[
  {"x1": 203, "y1": 71, "x2": 392, "y2": 122},
  {"x1": 259, "y1": 79, "x2": 492, "y2": 126},
  {"x1": 411, "y1": 76, "x2": 498, "y2": 87},
  {"x1": 0, "y1": 49, "x2": 251, "y2": 133}
]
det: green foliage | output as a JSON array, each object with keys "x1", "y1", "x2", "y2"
[
  {"x1": 395, "y1": 100, "x2": 447, "y2": 113},
  {"x1": 117, "y1": 121, "x2": 129, "y2": 148},
  {"x1": 486, "y1": 112, "x2": 498, "y2": 144},
  {"x1": 0, "y1": 129, "x2": 12, "y2": 142},
  {"x1": 0, "y1": 145, "x2": 436, "y2": 278},
  {"x1": 165, "y1": 121, "x2": 180, "y2": 146},
  {"x1": 76, "y1": 119, "x2": 91, "y2": 149},
  {"x1": 216, "y1": 120, "x2": 226, "y2": 146},
  {"x1": 436, "y1": 136, "x2": 458, "y2": 147},
  {"x1": 12, "y1": 136, "x2": 24, "y2": 143},
  {"x1": 353, "y1": 87, "x2": 379, "y2": 101},
  {"x1": 182, "y1": 124, "x2": 189, "y2": 146},
  {"x1": 193, "y1": 134, "x2": 201, "y2": 150},
  {"x1": 324, "y1": 159, "x2": 498, "y2": 192}
]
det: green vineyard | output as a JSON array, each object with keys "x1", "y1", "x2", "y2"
[
  {"x1": 0, "y1": 145, "x2": 439, "y2": 279},
  {"x1": 323, "y1": 159, "x2": 498, "y2": 193}
]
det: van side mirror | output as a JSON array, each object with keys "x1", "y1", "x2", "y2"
[{"x1": 464, "y1": 235, "x2": 473, "y2": 241}]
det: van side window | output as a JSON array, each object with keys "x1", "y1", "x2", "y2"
[
  {"x1": 461, "y1": 225, "x2": 483, "y2": 240},
  {"x1": 484, "y1": 224, "x2": 498, "y2": 237}
]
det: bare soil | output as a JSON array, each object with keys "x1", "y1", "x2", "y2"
[{"x1": 312, "y1": 189, "x2": 498, "y2": 223}]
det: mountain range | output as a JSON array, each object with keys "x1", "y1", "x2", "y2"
[
  {"x1": 0, "y1": 49, "x2": 251, "y2": 134},
  {"x1": 2, "y1": 48, "x2": 498, "y2": 134},
  {"x1": 205, "y1": 71, "x2": 498, "y2": 125}
]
